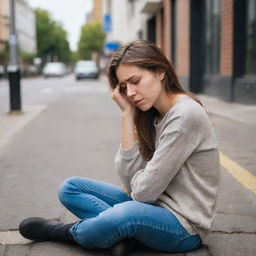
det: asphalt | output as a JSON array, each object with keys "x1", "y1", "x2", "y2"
[{"x1": 0, "y1": 76, "x2": 255, "y2": 256}]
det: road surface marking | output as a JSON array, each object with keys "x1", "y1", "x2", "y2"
[{"x1": 220, "y1": 151, "x2": 256, "y2": 194}]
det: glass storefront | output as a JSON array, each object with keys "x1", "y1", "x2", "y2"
[
  {"x1": 246, "y1": 0, "x2": 256, "y2": 74},
  {"x1": 205, "y1": 0, "x2": 221, "y2": 75}
]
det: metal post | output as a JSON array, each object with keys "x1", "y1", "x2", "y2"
[{"x1": 8, "y1": 0, "x2": 22, "y2": 113}]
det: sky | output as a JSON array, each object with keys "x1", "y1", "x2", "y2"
[{"x1": 28, "y1": 0, "x2": 93, "y2": 51}]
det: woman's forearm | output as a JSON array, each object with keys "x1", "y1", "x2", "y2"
[{"x1": 120, "y1": 111, "x2": 136, "y2": 150}]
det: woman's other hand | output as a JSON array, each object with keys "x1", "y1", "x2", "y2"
[{"x1": 121, "y1": 184, "x2": 130, "y2": 196}]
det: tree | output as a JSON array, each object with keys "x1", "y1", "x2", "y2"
[
  {"x1": 0, "y1": 41, "x2": 9, "y2": 65},
  {"x1": 35, "y1": 9, "x2": 71, "y2": 64},
  {"x1": 78, "y1": 23, "x2": 105, "y2": 60},
  {"x1": 20, "y1": 51, "x2": 36, "y2": 65},
  {"x1": 52, "y1": 24, "x2": 72, "y2": 63}
]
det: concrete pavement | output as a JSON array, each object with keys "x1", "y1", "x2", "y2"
[
  {"x1": 0, "y1": 76, "x2": 256, "y2": 256},
  {"x1": 198, "y1": 94, "x2": 256, "y2": 128}
]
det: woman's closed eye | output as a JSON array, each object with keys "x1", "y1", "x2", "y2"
[{"x1": 131, "y1": 79, "x2": 140, "y2": 85}]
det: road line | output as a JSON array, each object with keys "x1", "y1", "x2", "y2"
[{"x1": 220, "y1": 152, "x2": 256, "y2": 194}]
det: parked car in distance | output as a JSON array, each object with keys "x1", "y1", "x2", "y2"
[
  {"x1": 0, "y1": 65, "x2": 4, "y2": 79},
  {"x1": 74, "y1": 60, "x2": 99, "y2": 80},
  {"x1": 21, "y1": 65, "x2": 38, "y2": 77},
  {"x1": 42, "y1": 62, "x2": 66, "y2": 78}
]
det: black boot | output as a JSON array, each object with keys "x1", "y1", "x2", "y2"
[
  {"x1": 19, "y1": 217, "x2": 76, "y2": 243},
  {"x1": 110, "y1": 238, "x2": 150, "y2": 256}
]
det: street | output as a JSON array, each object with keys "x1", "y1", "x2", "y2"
[{"x1": 0, "y1": 75, "x2": 256, "y2": 256}]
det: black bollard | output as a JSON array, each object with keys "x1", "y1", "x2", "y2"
[{"x1": 8, "y1": 68, "x2": 22, "y2": 112}]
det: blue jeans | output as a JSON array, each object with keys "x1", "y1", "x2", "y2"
[{"x1": 58, "y1": 177, "x2": 201, "y2": 253}]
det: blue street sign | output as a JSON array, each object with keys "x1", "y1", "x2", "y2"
[
  {"x1": 104, "y1": 15, "x2": 111, "y2": 33},
  {"x1": 104, "y1": 41, "x2": 120, "y2": 51}
]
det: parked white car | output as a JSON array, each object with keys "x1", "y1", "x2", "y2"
[
  {"x1": 74, "y1": 60, "x2": 99, "y2": 80},
  {"x1": 42, "y1": 62, "x2": 66, "y2": 78}
]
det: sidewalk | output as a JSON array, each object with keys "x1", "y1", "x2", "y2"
[
  {"x1": 198, "y1": 94, "x2": 256, "y2": 128},
  {"x1": 0, "y1": 90, "x2": 255, "y2": 256},
  {"x1": 0, "y1": 105, "x2": 47, "y2": 157}
]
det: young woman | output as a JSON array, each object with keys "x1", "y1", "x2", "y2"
[{"x1": 19, "y1": 40, "x2": 220, "y2": 254}]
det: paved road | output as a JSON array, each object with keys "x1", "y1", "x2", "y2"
[{"x1": 0, "y1": 75, "x2": 255, "y2": 256}]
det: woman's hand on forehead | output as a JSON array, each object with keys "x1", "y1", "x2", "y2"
[{"x1": 111, "y1": 85, "x2": 135, "y2": 113}]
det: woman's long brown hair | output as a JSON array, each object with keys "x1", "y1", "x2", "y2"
[{"x1": 107, "y1": 40, "x2": 201, "y2": 161}]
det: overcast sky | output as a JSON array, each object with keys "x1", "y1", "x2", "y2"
[{"x1": 28, "y1": 0, "x2": 93, "y2": 51}]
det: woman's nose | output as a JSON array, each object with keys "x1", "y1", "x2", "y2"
[{"x1": 126, "y1": 85, "x2": 136, "y2": 97}]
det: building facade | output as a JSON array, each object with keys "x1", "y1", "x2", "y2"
[
  {"x1": 0, "y1": 0, "x2": 36, "y2": 55},
  {"x1": 104, "y1": 0, "x2": 256, "y2": 104},
  {"x1": 16, "y1": 0, "x2": 36, "y2": 54},
  {"x1": 88, "y1": 0, "x2": 102, "y2": 24},
  {"x1": 0, "y1": 0, "x2": 9, "y2": 52},
  {"x1": 102, "y1": 0, "x2": 150, "y2": 49}
]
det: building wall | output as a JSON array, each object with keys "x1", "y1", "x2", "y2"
[
  {"x1": 127, "y1": 0, "x2": 148, "y2": 42},
  {"x1": 89, "y1": 0, "x2": 102, "y2": 24},
  {"x1": 102, "y1": 0, "x2": 149, "y2": 45},
  {"x1": 175, "y1": 0, "x2": 190, "y2": 77},
  {"x1": 102, "y1": 0, "x2": 126, "y2": 44},
  {"x1": 198, "y1": 0, "x2": 255, "y2": 103},
  {"x1": 103, "y1": 0, "x2": 255, "y2": 104},
  {"x1": 162, "y1": 0, "x2": 170, "y2": 59},
  {"x1": 16, "y1": 0, "x2": 36, "y2": 54},
  {"x1": 112, "y1": 0, "x2": 128, "y2": 43},
  {"x1": 232, "y1": 0, "x2": 256, "y2": 104},
  {"x1": 0, "y1": 0, "x2": 9, "y2": 51},
  {"x1": 220, "y1": 0, "x2": 233, "y2": 76}
]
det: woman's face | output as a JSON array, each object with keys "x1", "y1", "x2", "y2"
[{"x1": 116, "y1": 64, "x2": 165, "y2": 111}]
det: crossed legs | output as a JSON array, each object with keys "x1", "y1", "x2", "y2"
[{"x1": 58, "y1": 177, "x2": 201, "y2": 253}]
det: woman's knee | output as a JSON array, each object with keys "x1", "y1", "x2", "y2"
[
  {"x1": 58, "y1": 176, "x2": 84, "y2": 203},
  {"x1": 111, "y1": 200, "x2": 144, "y2": 220}
]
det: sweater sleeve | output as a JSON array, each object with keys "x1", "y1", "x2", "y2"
[
  {"x1": 114, "y1": 142, "x2": 146, "y2": 192},
  {"x1": 130, "y1": 112, "x2": 202, "y2": 203}
]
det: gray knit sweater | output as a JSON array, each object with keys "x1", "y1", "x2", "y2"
[{"x1": 115, "y1": 95, "x2": 220, "y2": 240}]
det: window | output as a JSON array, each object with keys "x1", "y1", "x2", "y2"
[
  {"x1": 246, "y1": 0, "x2": 256, "y2": 74},
  {"x1": 205, "y1": 0, "x2": 221, "y2": 75}
]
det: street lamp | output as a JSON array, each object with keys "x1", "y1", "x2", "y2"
[{"x1": 8, "y1": 0, "x2": 22, "y2": 114}]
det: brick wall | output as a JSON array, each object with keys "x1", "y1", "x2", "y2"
[
  {"x1": 176, "y1": 0, "x2": 190, "y2": 76},
  {"x1": 220, "y1": 0, "x2": 233, "y2": 75},
  {"x1": 162, "y1": 0, "x2": 171, "y2": 59}
]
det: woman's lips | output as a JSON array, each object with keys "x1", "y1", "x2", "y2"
[{"x1": 134, "y1": 99, "x2": 143, "y2": 105}]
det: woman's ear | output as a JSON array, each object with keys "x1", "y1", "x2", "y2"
[{"x1": 158, "y1": 70, "x2": 165, "y2": 81}]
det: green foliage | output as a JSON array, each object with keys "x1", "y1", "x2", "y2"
[
  {"x1": 0, "y1": 41, "x2": 9, "y2": 64},
  {"x1": 78, "y1": 23, "x2": 105, "y2": 60},
  {"x1": 71, "y1": 51, "x2": 79, "y2": 63},
  {"x1": 20, "y1": 51, "x2": 36, "y2": 64},
  {"x1": 35, "y1": 8, "x2": 72, "y2": 64}
]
